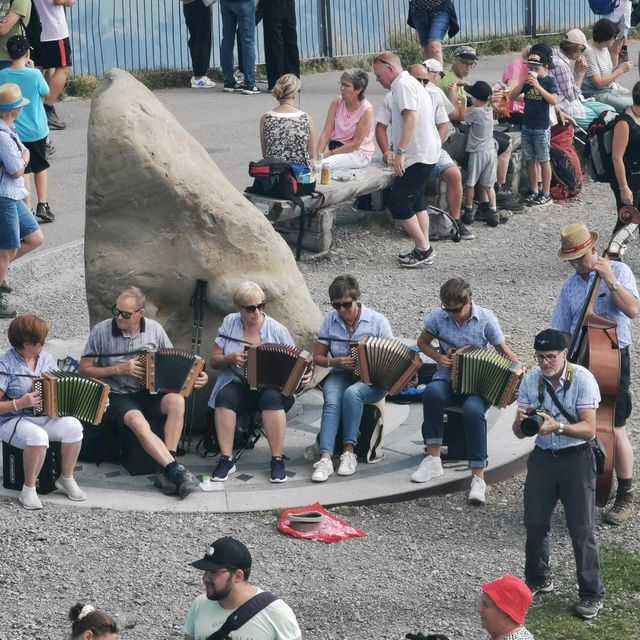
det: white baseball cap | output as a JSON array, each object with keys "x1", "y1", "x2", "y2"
[
  {"x1": 422, "y1": 58, "x2": 444, "y2": 74},
  {"x1": 564, "y1": 29, "x2": 588, "y2": 46}
]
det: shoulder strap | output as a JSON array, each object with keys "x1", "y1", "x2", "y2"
[
  {"x1": 537, "y1": 364, "x2": 578, "y2": 424},
  {"x1": 206, "y1": 592, "x2": 279, "y2": 640}
]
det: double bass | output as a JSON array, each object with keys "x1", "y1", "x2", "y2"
[{"x1": 567, "y1": 206, "x2": 640, "y2": 507}]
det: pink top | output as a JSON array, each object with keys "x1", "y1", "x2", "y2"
[
  {"x1": 330, "y1": 97, "x2": 375, "y2": 159},
  {"x1": 502, "y1": 58, "x2": 528, "y2": 114}
]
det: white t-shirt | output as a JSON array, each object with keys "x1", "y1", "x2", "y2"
[
  {"x1": 389, "y1": 70, "x2": 441, "y2": 167},
  {"x1": 33, "y1": 0, "x2": 69, "y2": 41},
  {"x1": 183, "y1": 591, "x2": 302, "y2": 640}
]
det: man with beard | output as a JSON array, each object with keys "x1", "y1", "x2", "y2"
[{"x1": 184, "y1": 537, "x2": 302, "y2": 640}]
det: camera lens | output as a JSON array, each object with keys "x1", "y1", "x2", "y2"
[{"x1": 521, "y1": 414, "x2": 544, "y2": 437}]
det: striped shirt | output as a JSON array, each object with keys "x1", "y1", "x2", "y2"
[
  {"x1": 317, "y1": 304, "x2": 393, "y2": 357},
  {"x1": 208, "y1": 313, "x2": 295, "y2": 408},
  {"x1": 550, "y1": 49, "x2": 587, "y2": 119},
  {"x1": 551, "y1": 261, "x2": 638, "y2": 349},
  {"x1": 423, "y1": 303, "x2": 506, "y2": 381},
  {"x1": 517, "y1": 362, "x2": 600, "y2": 450},
  {"x1": 81, "y1": 318, "x2": 172, "y2": 394},
  {"x1": 582, "y1": 44, "x2": 614, "y2": 95},
  {"x1": 0, "y1": 348, "x2": 57, "y2": 425}
]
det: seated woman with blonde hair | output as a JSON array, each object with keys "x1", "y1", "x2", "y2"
[
  {"x1": 260, "y1": 73, "x2": 315, "y2": 165},
  {"x1": 316, "y1": 69, "x2": 375, "y2": 170}
]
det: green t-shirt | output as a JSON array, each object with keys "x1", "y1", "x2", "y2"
[
  {"x1": 440, "y1": 70, "x2": 467, "y2": 102},
  {"x1": 0, "y1": 0, "x2": 31, "y2": 62}
]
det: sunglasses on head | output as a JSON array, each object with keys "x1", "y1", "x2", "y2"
[
  {"x1": 331, "y1": 300, "x2": 355, "y2": 311},
  {"x1": 111, "y1": 305, "x2": 143, "y2": 319},
  {"x1": 241, "y1": 303, "x2": 265, "y2": 313}
]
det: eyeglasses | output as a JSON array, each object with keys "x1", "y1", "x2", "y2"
[
  {"x1": 339, "y1": 82, "x2": 354, "y2": 89},
  {"x1": 331, "y1": 300, "x2": 355, "y2": 311},
  {"x1": 535, "y1": 352, "x2": 563, "y2": 362},
  {"x1": 204, "y1": 568, "x2": 232, "y2": 578},
  {"x1": 111, "y1": 305, "x2": 143, "y2": 319},
  {"x1": 458, "y1": 60, "x2": 477, "y2": 67},
  {"x1": 441, "y1": 303, "x2": 466, "y2": 314},
  {"x1": 241, "y1": 303, "x2": 265, "y2": 313}
]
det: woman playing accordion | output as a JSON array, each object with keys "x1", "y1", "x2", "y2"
[{"x1": 0, "y1": 315, "x2": 86, "y2": 510}]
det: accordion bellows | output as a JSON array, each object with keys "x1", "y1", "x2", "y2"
[
  {"x1": 33, "y1": 372, "x2": 110, "y2": 425},
  {"x1": 349, "y1": 337, "x2": 422, "y2": 395},
  {"x1": 139, "y1": 348, "x2": 205, "y2": 397},
  {"x1": 451, "y1": 346, "x2": 524, "y2": 408},
  {"x1": 245, "y1": 343, "x2": 312, "y2": 396}
]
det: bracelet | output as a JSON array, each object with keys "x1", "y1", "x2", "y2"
[{"x1": 12, "y1": 399, "x2": 18, "y2": 412}]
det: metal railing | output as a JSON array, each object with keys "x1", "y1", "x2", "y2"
[{"x1": 66, "y1": 0, "x2": 598, "y2": 77}]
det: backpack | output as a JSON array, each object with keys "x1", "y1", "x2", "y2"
[
  {"x1": 196, "y1": 409, "x2": 261, "y2": 459},
  {"x1": 584, "y1": 111, "x2": 620, "y2": 182},
  {"x1": 428, "y1": 205, "x2": 459, "y2": 242},
  {"x1": 588, "y1": 0, "x2": 619, "y2": 14},
  {"x1": 549, "y1": 123, "x2": 582, "y2": 200}
]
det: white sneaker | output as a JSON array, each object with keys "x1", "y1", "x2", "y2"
[
  {"x1": 55, "y1": 476, "x2": 87, "y2": 501},
  {"x1": 468, "y1": 476, "x2": 486, "y2": 505},
  {"x1": 612, "y1": 82, "x2": 630, "y2": 94},
  {"x1": 337, "y1": 451, "x2": 358, "y2": 476},
  {"x1": 190, "y1": 76, "x2": 216, "y2": 89},
  {"x1": 410, "y1": 455, "x2": 443, "y2": 483},
  {"x1": 311, "y1": 458, "x2": 334, "y2": 482},
  {"x1": 19, "y1": 486, "x2": 43, "y2": 510}
]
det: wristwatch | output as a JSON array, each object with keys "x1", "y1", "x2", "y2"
[
  {"x1": 556, "y1": 423, "x2": 565, "y2": 435},
  {"x1": 396, "y1": 147, "x2": 407, "y2": 156},
  {"x1": 610, "y1": 281, "x2": 622, "y2": 292}
]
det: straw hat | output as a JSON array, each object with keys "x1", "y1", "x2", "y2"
[
  {"x1": 557, "y1": 222, "x2": 598, "y2": 261},
  {"x1": 0, "y1": 83, "x2": 30, "y2": 111}
]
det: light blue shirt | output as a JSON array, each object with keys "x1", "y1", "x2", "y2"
[
  {"x1": 0, "y1": 119, "x2": 28, "y2": 200},
  {"x1": 551, "y1": 261, "x2": 638, "y2": 349},
  {"x1": 0, "y1": 67, "x2": 49, "y2": 142},
  {"x1": 517, "y1": 362, "x2": 600, "y2": 450},
  {"x1": 317, "y1": 304, "x2": 393, "y2": 357},
  {"x1": 0, "y1": 348, "x2": 57, "y2": 425},
  {"x1": 423, "y1": 303, "x2": 506, "y2": 381},
  {"x1": 208, "y1": 313, "x2": 294, "y2": 408}
]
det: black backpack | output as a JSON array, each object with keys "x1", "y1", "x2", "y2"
[{"x1": 584, "y1": 111, "x2": 620, "y2": 182}]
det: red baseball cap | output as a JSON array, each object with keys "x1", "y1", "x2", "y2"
[{"x1": 481, "y1": 575, "x2": 532, "y2": 624}]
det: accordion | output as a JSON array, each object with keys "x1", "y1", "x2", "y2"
[
  {"x1": 349, "y1": 337, "x2": 422, "y2": 395},
  {"x1": 138, "y1": 348, "x2": 205, "y2": 397},
  {"x1": 32, "y1": 372, "x2": 110, "y2": 425},
  {"x1": 245, "y1": 343, "x2": 312, "y2": 396},
  {"x1": 451, "y1": 346, "x2": 524, "y2": 408}
]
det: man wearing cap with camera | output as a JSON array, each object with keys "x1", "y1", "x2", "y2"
[
  {"x1": 479, "y1": 575, "x2": 534, "y2": 639},
  {"x1": 551, "y1": 222, "x2": 639, "y2": 526},
  {"x1": 185, "y1": 536, "x2": 302, "y2": 640},
  {"x1": 513, "y1": 328, "x2": 604, "y2": 620}
]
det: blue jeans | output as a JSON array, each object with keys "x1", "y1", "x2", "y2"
[
  {"x1": 521, "y1": 126, "x2": 551, "y2": 163},
  {"x1": 220, "y1": 0, "x2": 256, "y2": 88},
  {"x1": 319, "y1": 370, "x2": 386, "y2": 455},
  {"x1": 422, "y1": 379, "x2": 490, "y2": 468}
]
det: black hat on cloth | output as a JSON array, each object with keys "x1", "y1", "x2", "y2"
[
  {"x1": 534, "y1": 329, "x2": 568, "y2": 352},
  {"x1": 189, "y1": 537, "x2": 252, "y2": 571}
]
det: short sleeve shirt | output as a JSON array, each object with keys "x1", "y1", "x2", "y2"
[
  {"x1": 464, "y1": 105, "x2": 494, "y2": 152},
  {"x1": 523, "y1": 74, "x2": 558, "y2": 129},
  {"x1": 32, "y1": 0, "x2": 69, "y2": 41},
  {"x1": 0, "y1": 0, "x2": 30, "y2": 61},
  {"x1": 583, "y1": 44, "x2": 614, "y2": 94},
  {"x1": 0, "y1": 67, "x2": 50, "y2": 142},
  {"x1": 440, "y1": 70, "x2": 467, "y2": 104},
  {"x1": 423, "y1": 304, "x2": 506, "y2": 381}
]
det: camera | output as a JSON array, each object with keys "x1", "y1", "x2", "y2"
[{"x1": 520, "y1": 409, "x2": 545, "y2": 437}]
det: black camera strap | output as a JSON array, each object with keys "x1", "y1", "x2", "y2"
[
  {"x1": 537, "y1": 363, "x2": 578, "y2": 424},
  {"x1": 205, "y1": 592, "x2": 278, "y2": 640}
]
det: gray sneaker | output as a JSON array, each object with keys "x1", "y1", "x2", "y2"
[
  {"x1": 575, "y1": 599, "x2": 603, "y2": 620},
  {"x1": 166, "y1": 463, "x2": 198, "y2": 499},
  {"x1": 398, "y1": 246, "x2": 435, "y2": 268},
  {"x1": 35, "y1": 202, "x2": 55, "y2": 223},
  {"x1": 526, "y1": 577, "x2": 554, "y2": 597},
  {"x1": 456, "y1": 221, "x2": 476, "y2": 240},
  {"x1": 0, "y1": 293, "x2": 16, "y2": 319},
  {"x1": 153, "y1": 471, "x2": 178, "y2": 496},
  {"x1": 46, "y1": 106, "x2": 66, "y2": 130}
]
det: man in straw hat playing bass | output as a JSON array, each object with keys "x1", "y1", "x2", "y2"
[{"x1": 551, "y1": 222, "x2": 639, "y2": 525}]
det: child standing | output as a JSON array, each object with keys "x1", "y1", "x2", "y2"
[
  {"x1": 0, "y1": 35, "x2": 54, "y2": 222},
  {"x1": 462, "y1": 80, "x2": 500, "y2": 227},
  {"x1": 509, "y1": 48, "x2": 558, "y2": 206}
]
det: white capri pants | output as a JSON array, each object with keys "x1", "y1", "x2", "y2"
[
  {"x1": 321, "y1": 150, "x2": 370, "y2": 171},
  {"x1": 0, "y1": 415, "x2": 83, "y2": 449}
]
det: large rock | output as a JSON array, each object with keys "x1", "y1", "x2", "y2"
[{"x1": 85, "y1": 69, "x2": 323, "y2": 394}]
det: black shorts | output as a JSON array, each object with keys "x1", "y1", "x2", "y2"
[
  {"x1": 493, "y1": 130, "x2": 511, "y2": 155},
  {"x1": 387, "y1": 162, "x2": 435, "y2": 220},
  {"x1": 215, "y1": 381, "x2": 294, "y2": 414},
  {"x1": 34, "y1": 37, "x2": 72, "y2": 69},
  {"x1": 24, "y1": 138, "x2": 50, "y2": 174},
  {"x1": 105, "y1": 390, "x2": 166, "y2": 428},
  {"x1": 615, "y1": 349, "x2": 632, "y2": 427}
]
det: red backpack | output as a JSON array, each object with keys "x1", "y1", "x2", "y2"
[{"x1": 549, "y1": 123, "x2": 583, "y2": 201}]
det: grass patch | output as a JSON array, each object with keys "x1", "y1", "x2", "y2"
[{"x1": 527, "y1": 543, "x2": 640, "y2": 640}]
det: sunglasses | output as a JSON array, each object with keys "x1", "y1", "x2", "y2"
[
  {"x1": 417, "y1": 78, "x2": 429, "y2": 85},
  {"x1": 111, "y1": 305, "x2": 143, "y2": 319},
  {"x1": 441, "y1": 303, "x2": 465, "y2": 314},
  {"x1": 373, "y1": 57, "x2": 394, "y2": 69},
  {"x1": 331, "y1": 300, "x2": 355, "y2": 311},
  {"x1": 241, "y1": 303, "x2": 265, "y2": 313}
]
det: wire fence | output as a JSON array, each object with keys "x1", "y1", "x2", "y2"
[{"x1": 67, "y1": 0, "x2": 598, "y2": 77}]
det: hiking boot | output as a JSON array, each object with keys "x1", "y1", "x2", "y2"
[
  {"x1": 0, "y1": 294, "x2": 16, "y2": 319},
  {"x1": 0, "y1": 280, "x2": 11, "y2": 294},
  {"x1": 468, "y1": 475, "x2": 486, "y2": 505},
  {"x1": 55, "y1": 477, "x2": 86, "y2": 501},
  {"x1": 603, "y1": 488, "x2": 634, "y2": 525},
  {"x1": 410, "y1": 455, "x2": 443, "y2": 483},
  {"x1": 575, "y1": 599, "x2": 603, "y2": 620},
  {"x1": 35, "y1": 202, "x2": 55, "y2": 223},
  {"x1": 526, "y1": 577, "x2": 554, "y2": 597},
  {"x1": 485, "y1": 208, "x2": 500, "y2": 227},
  {"x1": 337, "y1": 451, "x2": 358, "y2": 476},
  {"x1": 270, "y1": 457, "x2": 287, "y2": 483},
  {"x1": 190, "y1": 75, "x2": 216, "y2": 89},
  {"x1": 311, "y1": 458, "x2": 334, "y2": 482},
  {"x1": 399, "y1": 246, "x2": 435, "y2": 268},
  {"x1": 165, "y1": 463, "x2": 198, "y2": 498},
  {"x1": 457, "y1": 221, "x2": 476, "y2": 240},
  {"x1": 153, "y1": 471, "x2": 178, "y2": 496},
  {"x1": 496, "y1": 187, "x2": 524, "y2": 211},
  {"x1": 474, "y1": 202, "x2": 490, "y2": 221},
  {"x1": 212, "y1": 456, "x2": 236, "y2": 481},
  {"x1": 46, "y1": 106, "x2": 66, "y2": 130},
  {"x1": 461, "y1": 206, "x2": 475, "y2": 225},
  {"x1": 532, "y1": 193, "x2": 552, "y2": 207}
]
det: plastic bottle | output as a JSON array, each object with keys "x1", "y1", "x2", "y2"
[{"x1": 321, "y1": 163, "x2": 330, "y2": 185}]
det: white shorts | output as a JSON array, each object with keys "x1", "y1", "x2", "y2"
[
  {"x1": 0, "y1": 415, "x2": 83, "y2": 448},
  {"x1": 604, "y1": 0, "x2": 632, "y2": 38}
]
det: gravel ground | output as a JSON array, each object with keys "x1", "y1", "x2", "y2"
[{"x1": 1, "y1": 180, "x2": 640, "y2": 639}]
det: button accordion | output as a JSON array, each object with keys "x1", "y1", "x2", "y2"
[
  {"x1": 32, "y1": 372, "x2": 110, "y2": 425},
  {"x1": 137, "y1": 348, "x2": 205, "y2": 397},
  {"x1": 451, "y1": 346, "x2": 524, "y2": 408},
  {"x1": 349, "y1": 337, "x2": 422, "y2": 395},
  {"x1": 244, "y1": 343, "x2": 312, "y2": 396}
]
